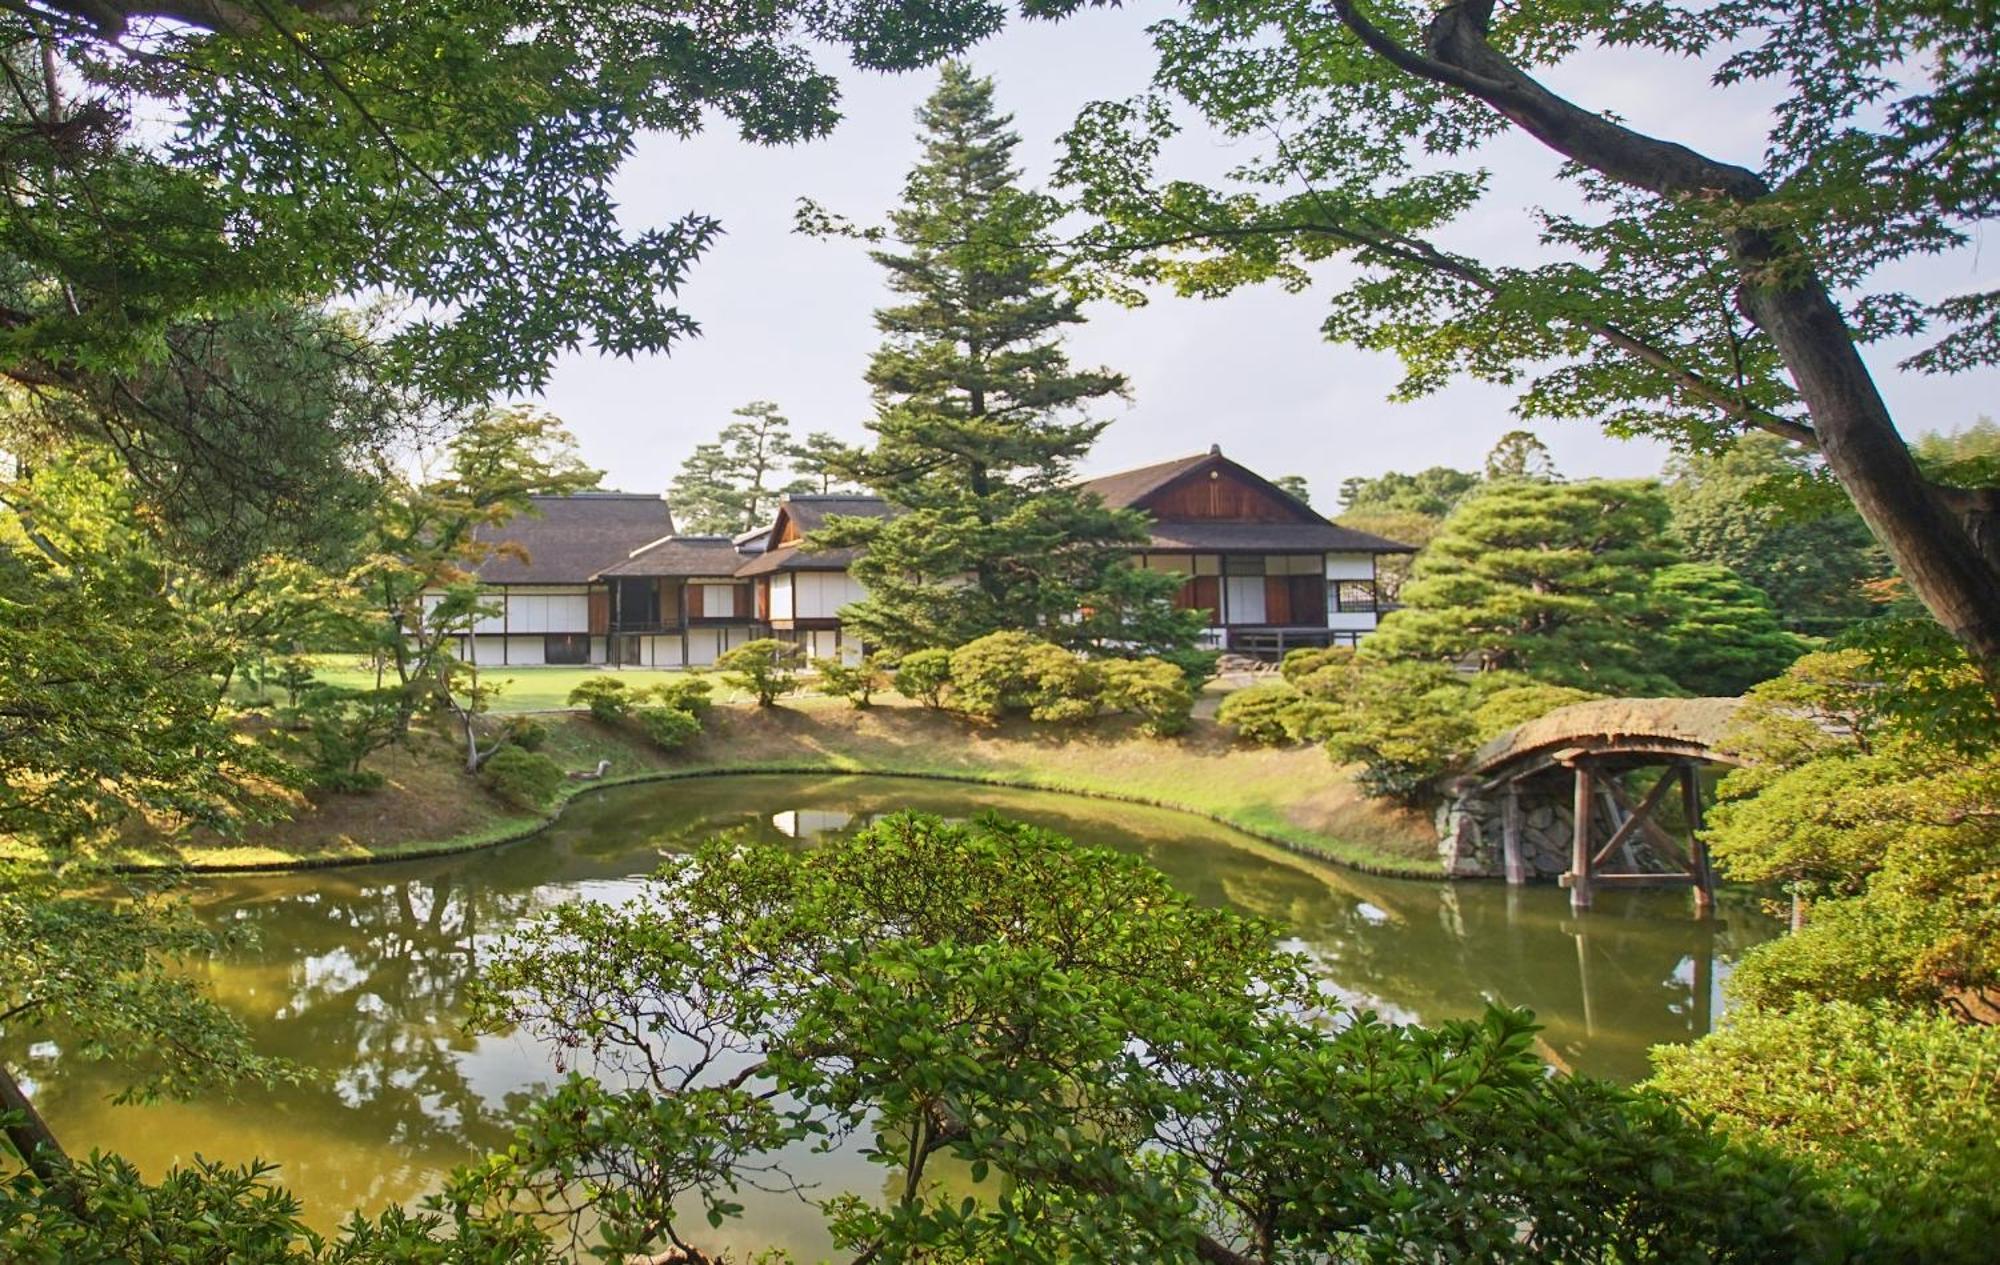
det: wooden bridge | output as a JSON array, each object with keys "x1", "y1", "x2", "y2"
[{"x1": 1440, "y1": 698, "x2": 1748, "y2": 913}]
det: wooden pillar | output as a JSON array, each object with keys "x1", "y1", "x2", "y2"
[
  {"x1": 1569, "y1": 762, "x2": 1594, "y2": 911},
  {"x1": 1682, "y1": 763, "x2": 1714, "y2": 916},
  {"x1": 1502, "y1": 782, "x2": 1526, "y2": 886}
]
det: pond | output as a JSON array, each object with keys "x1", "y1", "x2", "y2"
[{"x1": 18, "y1": 773, "x2": 1777, "y2": 1251}]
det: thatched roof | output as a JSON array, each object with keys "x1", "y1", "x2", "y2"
[
  {"x1": 472, "y1": 493, "x2": 675, "y2": 583},
  {"x1": 1468, "y1": 697, "x2": 1744, "y2": 776}
]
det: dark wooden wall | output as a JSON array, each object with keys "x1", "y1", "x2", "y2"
[{"x1": 1147, "y1": 469, "x2": 1314, "y2": 523}]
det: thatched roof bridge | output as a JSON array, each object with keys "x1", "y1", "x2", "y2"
[
  {"x1": 1449, "y1": 697, "x2": 1750, "y2": 912},
  {"x1": 1467, "y1": 697, "x2": 1747, "y2": 788}
]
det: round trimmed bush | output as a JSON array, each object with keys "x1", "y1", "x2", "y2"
[
  {"x1": 481, "y1": 745, "x2": 564, "y2": 810},
  {"x1": 635, "y1": 704, "x2": 701, "y2": 751},
  {"x1": 1217, "y1": 683, "x2": 1302, "y2": 745}
]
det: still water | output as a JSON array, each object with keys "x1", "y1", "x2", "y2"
[{"x1": 20, "y1": 774, "x2": 1776, "y2": 1248}]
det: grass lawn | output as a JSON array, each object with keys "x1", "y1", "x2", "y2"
[
  {"x1": 103, "y1": 694, "x2": 1442, "y2": 877},
  {"x1": 279, "y1": 656, "x2": 715, "y2": 712}
]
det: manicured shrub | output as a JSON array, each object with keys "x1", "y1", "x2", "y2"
[
  {"x1": 1321, "y1": 662, "x2": 1479, "y2": 802},
  {"x1": 1217, "y1": 683, "x2": 1301, "y2": 745},
  {"x1": 1468, "y1": 681, "x2": 1601, "y2": 741},
  {"x1": 635, "y1": 704, "x2": 701, "y2": 751},
  {"x1": 892, "y1": 648, "x2": 952, "y2": 709},
  {"x1": 815, "y1": 653, "x2": 892, "y2": 708},
  {"x1": 481, "y1": 744, "x2": 564, "y2": 810},
  {"x1": 1280, "y1": 644, "x2": 1354, "y2": 687},
  {"x1": 1650, "y1": 1001, "x2": 2000, "y2": 1264},
  {"x1": 504, "y1": 715, "x2": 550, "y2": 751},
  {"x1": 1161, "y1": 647, "x2": 1221, "y2": 692},
  {"x1": 717, "y1": 638, "x2": 803, "y2": 707},
  {"x1": 1098, "y1": 657, "x2": 1194, "y2": 736},
  {"x1": 947, "y1": 631, "x2": 1045, "y2": 719},
  {"x1": 566, "y1": 676, "x2": 633, "y2": 724},
  {"x1": 646, "y1": 675, "x2": 714, "y2": 717},
  {"x1": 1022, "y1": 641, "x2": 1100, "y2": 722}
]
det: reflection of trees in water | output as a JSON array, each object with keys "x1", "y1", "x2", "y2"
[{"x1": 32, "y1": 774, "x2": 1779, "y2": 1227}]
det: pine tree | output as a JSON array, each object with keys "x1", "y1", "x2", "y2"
[
  {"x1": 782, "y1": 430, "x2": 858, "y2": 494},
  {"x1": 1362, "y1": 480, "x2": 1686, "y2": 695},
  {"x1": 812, "y1": 65, "x2": 1192, "y2": 654},
  {"x1": 1649, "y1": 562, "x2": 1807, "y2": 695},
  {"x1": 667, "y1": 401, "x2": 810, "y2": 534}
]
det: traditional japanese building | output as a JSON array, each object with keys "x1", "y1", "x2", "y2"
[
  {"x1": 440, "y1": 446, "x2": 1412, "y2": 666},
  {"x1": 1081, "y1": 446, "x2": 1413, "y2": 654}
]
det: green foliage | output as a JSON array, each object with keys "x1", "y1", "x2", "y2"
[
  {"x1": 1468, "y1": 681, "x2": 1601, "y2": 742},
  {"x1": 1338, "y1": 467, "x2": 1480, "y2": 518},
  {"x1": 1280, "y1": 644, "x2": 1355, "y2": 687},
  {"x1": 502, "y1": 716, "x2": 549, "y2": 752},
  {"x1": 1649, "y1": 562, "x2": 1808, "y2": 695},
  {"x1": 946, "y1": 631, "x2": 1096, "y2": 721},
  {"x1": 0, "y1": 1152, "x2": 561, "y2": 1263},
  {"x1": 1217, "y1": 683, "x2": 1302, "y2": 746},
  {"x1": 479, "y1": 746, "x2": 564, "y2": 812},
  {"x1": 803, "y1": 66, "x2": 1191, "y2": 657},
  {"x1": 1053, "y1": 0, "x2": 2000, "y2": 677},
  {"x1": 1363, "y1": 480, "x2": 1686, "y2": 695},
  {"x1": 0, "y1": 451, "x2": 306, "y2": 849},
  {"x1": 1320, "y1": 663, "x2": 1483, "y2": 803},
  {"x1": 892, "y1": 648, "x2": 953, "y2": 709},
  {"x1": 1709, "y1": 648, "x2": 2000, "y2": 1016},
  {"x1": 716, "y1": 638, "x2": 802, "y2": 707},
  {"x1": 1096, "y1": 657, "x2": 1194, "y2": 736},
  {"x1": 1663, "y1": 433, "x2": 1889, "y2": 637},
  {"x1": 814, "y1": 653, "x2": 893, "y2": 709},
  {"x1": 1651, "y1": 1002, "x2": 2000, "y2": 1264},
  {"x1": 461, "y1": 814, "x2": 1848, "y2": 1262},
  {"x1": 3, "y1": 0, "x2": 998, "y2": 413},
  {"x1": 645, "y1": 675, "x2": 714, "y2": 718},
  {"x1": 565, "y1": 676, "x2": 634, "y2": 725},
  {"x1": 1483, "y1": 430, "x2": 1561, "y2": 483},
  {"x1": 633, "y1": 705, "x2": 702, "y2": 752},
  {"x1": 666, "y1": 401, "x2": 813, "y2": 534}
]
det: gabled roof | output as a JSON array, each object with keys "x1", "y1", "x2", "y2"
[
  {"x1": 1080, "y1": 445, "x2": 1322, "y2": 524},
  {"x1": 773, "y1": 494, "x2": 895, "y2": 540},
  {"x1": 1081, "y1": 445, "x2": 1414, "y2": 552},
  {"x1": 1077, "y1": 450, "x2": 1220, "y2": 511},
  {"x1": 736, "y1": 493, "x2": 895, "y2": 577},
  {"x1": 473, "y1": 493, "x2": 674, "y2": 584},
  {"x1": 598, "y1": 536, "x2": 749, "y2": 579}
]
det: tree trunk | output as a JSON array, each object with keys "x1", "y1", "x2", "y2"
[
  {"x1": 0, "y1": 1058, "x2": 68, "y2": 1184},
  {"x1": 1329, "y1": 0, "x2": 2000, "y2": 688}
]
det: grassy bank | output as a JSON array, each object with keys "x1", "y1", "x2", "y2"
[{"x1": 103, "y1": 697, "x2": 1442, "y2": 876}]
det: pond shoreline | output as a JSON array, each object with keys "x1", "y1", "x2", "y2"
[
  {"x1": 104, "y1": 703, "x2": 1444, "y2": 878},
  {"x1": 115, "y1": 762, "x2": 1449, "y2": 881}
]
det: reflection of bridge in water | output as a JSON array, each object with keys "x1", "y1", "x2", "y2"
[{"x1": 1440, "y1": 698, "x2": 1748, "y2": 913}]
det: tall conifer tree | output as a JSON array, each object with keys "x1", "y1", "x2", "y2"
[{"x1": 814, "y1": 65, "x2": 1192, "y2": 654}]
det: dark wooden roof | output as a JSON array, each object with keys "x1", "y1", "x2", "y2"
[
  {"x1": 599, "y1": 536, "x2": 748, "y2": 578},
  {"x1": 735, "y1": 542, "x2": 865, "y2": 577},
  {"x1": 1078, "y1": 451, "x2": 1219, "y2": 510},
  {"x1": 1082, "y1": 446, "x2": 1413, "y2": 552},
  {"x1": 774, "y1": 494, "x2": 894, "y2": 540},
  {"x1": 1143, "y1": 521, "x2": 1417, "y2": 553},
  {"x1": 473, "y1": 493, "x2": 675, "y2": 583}
]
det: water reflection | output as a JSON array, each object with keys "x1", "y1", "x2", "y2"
[{"x1": 18, "y1": 773, "x2": 1775, "y2": 1241}]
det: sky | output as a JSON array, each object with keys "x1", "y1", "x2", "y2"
[{"x1": 535, "y1": 3, "x2": 1997, "y2": 508}]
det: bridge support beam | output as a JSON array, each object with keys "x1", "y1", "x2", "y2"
[{"x1": 1569, "y1": 763, "x2": 1594, "y2": 910}]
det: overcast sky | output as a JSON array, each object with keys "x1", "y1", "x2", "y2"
[{"x1": 534, "y1": 3, "x2": 1996, "y2": 508}]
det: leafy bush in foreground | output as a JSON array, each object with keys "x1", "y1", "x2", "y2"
[
  {"x1": 1650, "y1": 1001, "x2": 2000, "y2": 1264},
  {"x1": 456, "y1": 814, "x2": 1850, "y2": 1263},
  {"x1": 480, "y1": 745, "x2": 564, "y2": 810}
]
